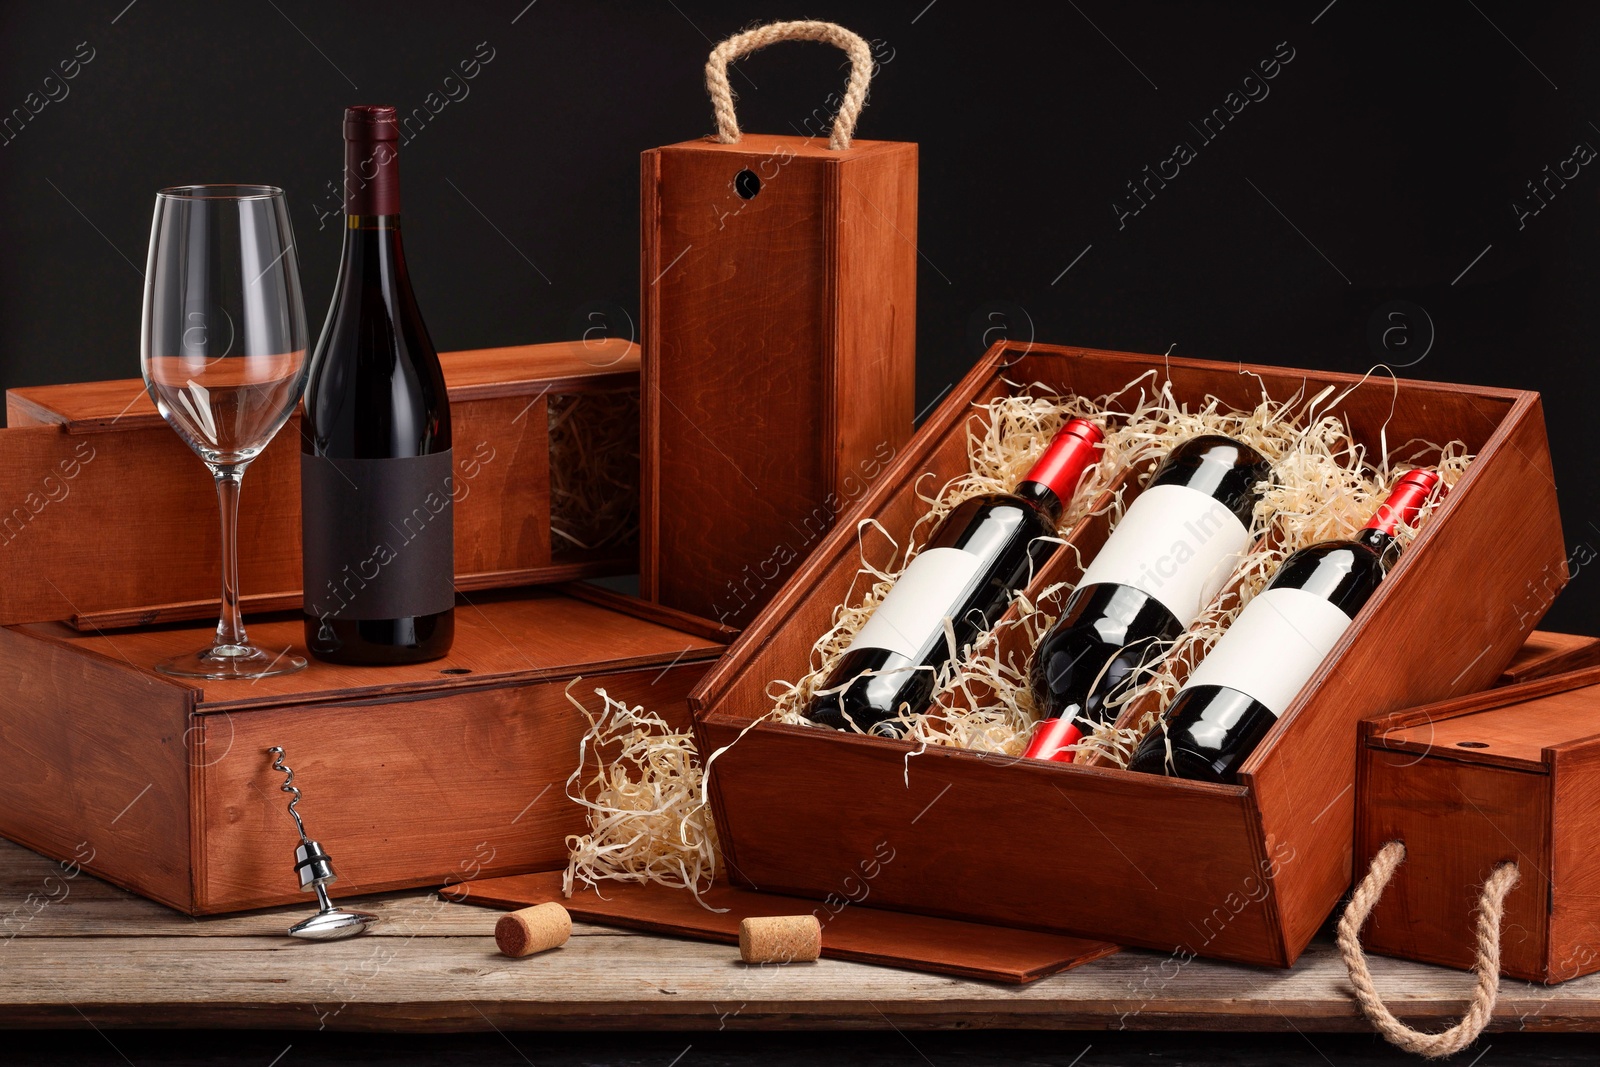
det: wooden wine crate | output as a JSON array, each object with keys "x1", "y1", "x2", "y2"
[
  {"x1": 640, "y1": 133, "x2": 917, "y2": 628},
  {"x1": 1356, "y1": 665, "x2": 1600, "y2": 984},
  {"x1": 691, "y1": 341, "x2": 1568, "y2": 968},
  {"x1": 0, "y1": 583, "x2": 731, "y2": 914},
  {"x1": 0, "y1": 340, "x2": 640, "y2": 630}
]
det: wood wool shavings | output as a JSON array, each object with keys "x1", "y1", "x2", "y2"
[{"x1": 562, "y1": 681, "x2": 721, "y2": 906}]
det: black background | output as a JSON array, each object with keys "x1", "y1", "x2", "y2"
[{"x1": 1, "y1": 1, "x2": 1595, "y2": 633}]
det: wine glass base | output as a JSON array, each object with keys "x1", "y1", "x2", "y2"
[{"x1": 155, "y1": 643, "x2": 307, "y2": 680}]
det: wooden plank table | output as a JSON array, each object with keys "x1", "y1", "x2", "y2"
[{"x1": 2, "y1": 839, "x2": 1597, "y2": 1032}]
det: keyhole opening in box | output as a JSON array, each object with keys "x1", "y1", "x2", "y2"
[
  {"x1": 440, "y1": 668, "x2": 472, "y2": 675},
  {"x1": 734, "y1": 169, "x2": 761, "y2": 199},
  {"x1": 1456, "y1": 741, "x2": 1490, "y2": 748}
]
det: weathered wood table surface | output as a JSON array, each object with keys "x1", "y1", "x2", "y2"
[{"x1": 3, "y1": 839, "x2": 1597, "y2": 1032}]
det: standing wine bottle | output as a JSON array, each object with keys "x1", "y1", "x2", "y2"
[
  {"x1": 1024, "y1": 435, "x2": 1272, "y2": 762},
  {"x1": 301, "y1": 105, "x2": 455, "y2": 665},
  {"x1": 1128, "y1": 469, "x2": 1443, "y2": 782},
  {"x1": 807, "y1": 418, "x2": 1104, "y2": 735}
]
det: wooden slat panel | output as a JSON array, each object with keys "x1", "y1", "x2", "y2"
[{"x1": 455, "y1": 870, "x2": 1117, "y2": 984}]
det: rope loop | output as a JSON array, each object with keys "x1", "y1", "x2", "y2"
[
  {"x1": 705, "y1": 21, "x2": 874, "y2": 150},
  {"x1": 1337, "y1": 841, "x2": 1521, "y2": 1059}
]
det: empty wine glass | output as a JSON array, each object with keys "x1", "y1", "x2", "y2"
[{"x1": 141, "y1": 184, "x2": 311, "y2": 679}]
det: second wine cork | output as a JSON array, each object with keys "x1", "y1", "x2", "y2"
[
  {"x1": 739, "y1": 914, "x2": 822, "y2": 964},
  {"x1": 495, "y1": 902, "x2": 572, "y2": 958}
]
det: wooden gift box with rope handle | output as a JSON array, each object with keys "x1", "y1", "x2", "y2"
[
  {"x1": 641, "y1": 21, "x2": 917, "y2": 630},
  {"x1": 690, "y1": 340, "x2": 1569, "y2": 969},
  {"x1": 1352, "y1": 663, "x2": 1600, "y2": 984}
]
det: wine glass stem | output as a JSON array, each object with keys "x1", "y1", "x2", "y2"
[{"x1": 213, "y1": 467, "x2": 247, "y2": 649}]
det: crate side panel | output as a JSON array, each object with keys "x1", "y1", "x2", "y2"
[
  {"x1": 703, "y1": 722, "x2": 1286, "y2": 965},
  {"x1": 0, "y1": 625, "x2": 194, "y2": 910},
  {"x1": 1355, "y1": 748, "x2": 1551, "y2": 982}
]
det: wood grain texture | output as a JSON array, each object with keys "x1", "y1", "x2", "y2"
[
  {"x1": 454, "y1": 870, "x2": 1118, "y2": 984},
  {"x1": 0, "y1": 588, "x2": 727, "y2": 915},
  {"x1": 1356, "y1": 668, "x2": 1600, "y2": 983},
  {"x1": 193, "y1": 661, "x2": 714, "y2": 913},
  {"x1": 0, "y1": 625, "x2": 196, "y2": 912},
  {"x1": 3, "y1": 840, "x2": 1600, "y2": 1032},
  {"x1": 692, "y1": 342, "x2": 1565, "y2": 969},
  {"x1": 641, "y1": 135, "x2": 915, "y2": 628},
  {"x1": 0, "y1": 343, "x2": 640, "y2": 628},
  {"x1": 1501, "y1": 631, "x2": 1600, "y2": 685}
]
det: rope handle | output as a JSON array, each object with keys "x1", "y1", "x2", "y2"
[
  {"x1": 705, "y1": 21, "x2": 874, "y2": 150},
  {"x1": 1337, "y1": 841, "x2": 1522, "y2": 1059}
]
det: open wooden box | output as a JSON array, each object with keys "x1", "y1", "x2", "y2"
[
  {"x1": 1357, "y1": 665, "x2": 1600, "y2": 983},
  {"x1": 692, "y1": 341, "x2": 1568, "y2": 968}
]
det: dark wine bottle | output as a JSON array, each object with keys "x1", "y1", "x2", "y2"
[
  {"x1": 1024, "y1": 435, "x2": 1272, "y2": 762},
  {"x1": 1128, "y1": 468, "x2": 1444, "y2": 782},
  {"x1": 807, "y1": 418, "x2": 1104, "y2": 735},
  {"x1": 300, "y1": 106, "x2": 455, "y2": 665}
]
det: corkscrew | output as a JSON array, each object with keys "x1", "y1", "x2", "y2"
[{"x1": 268, "y1": 746, "x2": 376, "y2": 940}]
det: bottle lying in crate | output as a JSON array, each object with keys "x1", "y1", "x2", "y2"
[
  {"x1": 1025, "y1": 434, "x2": 1273, "y2": 762},
  {"x1": 1129, "y1": 468, "x2": 1444, "y2": 782},
  {"x1": 805, "y1": 418, "x2": 1104, "y2": 735}
]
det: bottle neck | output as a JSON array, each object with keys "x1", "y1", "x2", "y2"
[
  {"x1": 344, "y1": 136, "x2": 400, "y2": 216},
  {"x1": 1014, "y1": 480, "x2": 1064, "y2": 523}
]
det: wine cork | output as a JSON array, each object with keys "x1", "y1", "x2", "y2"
[
  {"x1": 495, "y1": 902, "x2": 572, "y2": 958},
  {"x1": 739, "y1": 914, "x2": 821, "y2": 964}
]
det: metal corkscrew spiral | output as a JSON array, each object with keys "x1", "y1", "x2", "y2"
[{"x1": 267, "y1": 746, "x2": 376, "y2": 941}]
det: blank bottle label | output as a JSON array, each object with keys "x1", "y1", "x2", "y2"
[
  {"x1": 1078, "y1": 483, "x2": 1252, "y2": 625},
  {"x1": 843, "y1": 547, "x2": 985, "y2": 660},
  {"x1": 301, "y1": 450, "x2": 456, "y2": 622},
  {"x1": 1183, "y1": 586, "x2": 1353, "y2": 717}
]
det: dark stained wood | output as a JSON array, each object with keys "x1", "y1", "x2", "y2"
[
  {"x1": 691, "y1": 342, "x2": 1568, "y2": 970},
  {"x1": 454, "y1": 870, "x2": 1119, "y2": 985},
  {"x1": 641, "y1": 134, "x2": 916, "y2": 629},
  {"x1": 0, "y1": 342, "x2": 640, "y2": 628},
  {"x1": 0, "y1": 588, "x2": 728, "y2": 915},
  {"x1": 1355, "y1": 668, "x2": 1600, "y2": 983},
  {"x1": 555, "y1": 580, "x2": 740, "y2": 644}
]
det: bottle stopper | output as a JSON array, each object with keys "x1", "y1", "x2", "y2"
[
  {"x1": 494, "y1": 902, "x2": 573, "y2": 958},
  {"x1": 268, "y1": 747, "x2": 377, "y2": 941},
  {"x1": 739, "y1": 915, "x2": 822, "y2": 964}
]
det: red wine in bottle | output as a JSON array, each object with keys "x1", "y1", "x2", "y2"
[
  {"x1": 1024, "y1": 435, "x2": 1272, "y2": 762},
  {"x1": 1128, "y1": 469, "x2": 1444, "y2": 782},
  {"x1": 301, "y1": 106, "x2": 455, "y2": 665},
  {"x1": 807, "y1": 418, "x2": 1104, "y2": 735}
]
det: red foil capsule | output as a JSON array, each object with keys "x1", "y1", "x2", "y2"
[
  {"x1": 1019, "y1": 418, "x2": 1105, "y2": 505},
  {"x1": 1363, "y1": 469, "x2": 1445, "y2": 536}
]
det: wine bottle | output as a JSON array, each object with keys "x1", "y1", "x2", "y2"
[
  {"x1": 807, "y1": 418, "x2": 1105, "y2": 735},
  {"x1": 1128, "y1": 468, "x2": 1443, "y2": 782},
  {"x1": 300, "y1": 106, "x2": 455, "y2": 665},
  {"x1": 1024, "y1": 435, "x2": 1272, "y2": 762}
]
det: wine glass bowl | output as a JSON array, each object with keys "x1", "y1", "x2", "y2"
[{"x1": 140, "y1": 184, "x2": 311, "y2": 679}]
